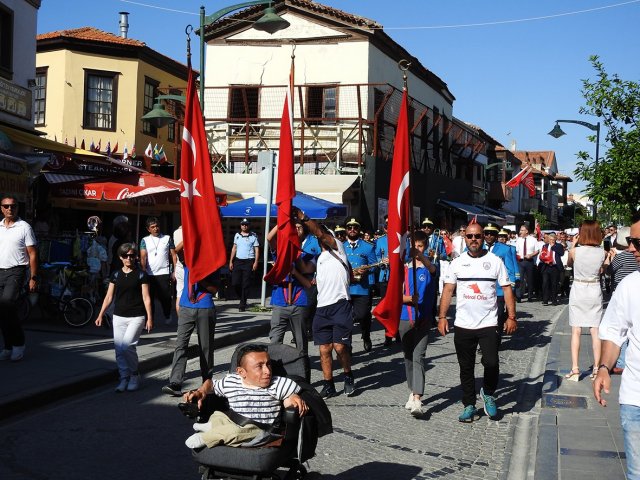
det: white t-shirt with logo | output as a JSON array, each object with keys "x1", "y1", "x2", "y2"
[
  {"x1": 316, "y1": 240, "x2": 351, "y2": 308},
  {"x1": 444, "y1": 251, "x2": 510, "y2": 329}
]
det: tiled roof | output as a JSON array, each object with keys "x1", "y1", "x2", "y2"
[
  {"x1": 37, "y1": 27, "x2": 146, "y2": 47},
  {"x1": 205, "y1": 0, "x2": 381, "y2": 34},
  {"x1": 512, "y1": 150, "x2": 556, "y2": 168}
]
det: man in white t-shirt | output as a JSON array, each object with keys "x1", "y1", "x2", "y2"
[
  {"x1": 173, "y1": 225, "x2": 184, "y2": 313},
  {"x1": 292, "y1": 207, "x2": 355, "y2": 399},
  {"x1": 594, "y1": 213, "x2": 640, "y2": 479},
  {"x1": 140, "y1": 217, "x2": 177, "y2": 325},
  {"x1": 438, "y1": 222, "x2": 517, "y2": 423}
]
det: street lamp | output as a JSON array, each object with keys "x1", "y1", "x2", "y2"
[
  {"x1": 548, "y1": 119, "x2": 600, "y2": 218},
  {"x1": 197, "y1": 1, "x2": 290, "y2": 111}
]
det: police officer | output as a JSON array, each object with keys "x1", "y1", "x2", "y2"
[
  {"x1": 374, "y1": 215, "x2": 389, "y2": 298},
  {"x1": 422, "y1": 217, "x2": 446, "y2": 323},
  {"x1": 344, "y1": 218, "x2": 377, "y2": 352},
  {"x1": 334, "y1": 225, "x2": 347, "y2": 243},
  {"x1": 228, "y1": 219, "x2": 259, "y2": 312},
  {"x1": 483, "y1": 223, "x2": 519, "y2": 338}
]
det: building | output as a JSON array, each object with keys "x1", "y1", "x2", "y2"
[
  {"x1": 35, "y1": 18, "x2": 189, "y2": 171},
  {"x1": 200, "y1": 0, "x2": 493, "y2": 229}
]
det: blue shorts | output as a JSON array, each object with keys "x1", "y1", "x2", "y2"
[{"x1": 312, "y1": 299, "x2": 353, "y2": 346}]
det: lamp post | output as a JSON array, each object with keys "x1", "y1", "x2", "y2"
[
  {"x1": 548, "y1": 119, "x2": 600, "y2": 219},
  {"x1": 197, "y1": 1, "x2": 290, "y2": 111},
  {"x1": 481, "y1": 161, "x2": 512, "y2": 212}
]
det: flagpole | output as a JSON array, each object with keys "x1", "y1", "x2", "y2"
[{"x1": 398, "y1": 60, "x2": 418, "y2": 313}]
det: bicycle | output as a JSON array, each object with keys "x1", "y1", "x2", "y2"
[{"x1": 37, "y1": 262, "x2": 95, "y2": 327}]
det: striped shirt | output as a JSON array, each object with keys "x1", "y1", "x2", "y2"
[
  {"x1": 212, "y1": 373, "x2": 300, "y2": 425},
  {"x1": 608, "y1": 251, "x2": 639, "y2": 291}
]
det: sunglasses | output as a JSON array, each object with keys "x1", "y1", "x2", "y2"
[
  {"x1": 626, "y1": 236, "x2": 640, "y2": 250},
  {"x1": 346, "y1": 226, "x2": 359, "y2": 230},
  {"x1": 122, "y1": 254, "x2": 137, "y2": 259},
  {"x1": 466, "y1": 233, "x2": 483, "y2": 240},
  {"x1": 1, "y1": 204, "x2": 17, "y2": 209},
  {"x1": 484, "y1": 232, "x2": 497, "y2": 236}
]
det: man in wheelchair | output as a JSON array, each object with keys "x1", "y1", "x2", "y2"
[{"x1": 183, "y1": 344, "x2": 308, "y2": 449}]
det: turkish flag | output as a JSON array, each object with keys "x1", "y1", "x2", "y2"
[
  {"x1": 372, "y1": 90, "x2": 411, "y2": 338},
  {"x1": 506, "y1": 166, "x2": 536, "y2": 197},
  {"x1": 180, "y1": 68, "x2": 226, "y2": 298},
  {"x1": 264, "y1": 62, "x2": 300, "y2": 284}
]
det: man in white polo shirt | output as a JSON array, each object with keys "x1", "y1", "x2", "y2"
[
  {"x1": 438, "y1": 222, "x2": 517, "y2": 422},
  {"x1": 140, "y1": 216, "x2": 177, "y2": 325},
  {"x1": 0, "y1": 195, "x2": 38, "y2": 362}
]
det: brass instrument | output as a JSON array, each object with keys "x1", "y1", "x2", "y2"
[{"x1": 352, "y1": 260, "x2": 387, "y2": 282}]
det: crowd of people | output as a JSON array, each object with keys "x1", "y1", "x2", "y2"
[{"x1": 2, "y1": 192, "x2": 639, "y2": 476}]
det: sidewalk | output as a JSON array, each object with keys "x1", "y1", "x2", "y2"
[
  {"x1": 535, "y1": 305, "x2": 627, "y2": 479},
  {"x1": 0, "y1": 299, "x2": 271, "y2": 421}
]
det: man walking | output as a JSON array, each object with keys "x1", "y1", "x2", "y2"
[
  {"x1": 292, "y1": 208, "x2": 355, "y2": 398},
  {"x1": 515, "y1": 224, "x2": 538, "y2": 302},
  {"x1": 0, "y1": 196, "x2": 38, "y2": 362},
  {"x1": 344, "y1": 217, "x2": 377, "y2": 352},
  {"x1": 438, "y1": 222, "x2": 517, "y2": 422},
  {"x1": 594, "y1": 213, "x2": 640, "y2": 479},
  {"x1": 162, "y1": 267, "x2": 217, "y2": 396},
  {"x1": 228, "y1": 218, "x2": 259, "y2": 312},
  {"x1": 140, "y1": 217, "x2": 177, "y2": 325},
  {"x1": 375, "y1": 216, "x2": 389, "y2": 298}
]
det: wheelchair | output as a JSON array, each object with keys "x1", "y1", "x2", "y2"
[{"x1": 181, "y1": 343, "x2": 330, "y2": 480}]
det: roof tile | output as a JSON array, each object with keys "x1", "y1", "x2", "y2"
[{"x1": 37, "y1": 26, "x2": 145, "y2": 47}]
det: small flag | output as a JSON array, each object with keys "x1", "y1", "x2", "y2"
[
  {"x1": 112, "y1": 142, "x2": 118, "y2": 155},
  {"x1": 157, "y1": 145, "x2": 168, "y2": 164},
  {"x1": 506, "y1": 165, "x2": 536, "y2": 197},
  {"x1": 64, "y1": 137, "x2": 68, "y2": 145},
  {"x1": 89, "y1": 140, "x2": 95, "y2": 152},
  {"x1": 106, "y1": 141, "x2": 111, "y2": 157},
  {"x1": 122, "y1": 144, "x2": 129, "y2": 160},
  {"x1": 144, "y1": 142, "x2": 153, "y2": 158},
  {"x1": 96, "y1": 139, "x2": 101, "y2": 152},
  {"x1": 535, "y1": 219, "x2": 542, "y2": 240},
  {"x1": 131, "y1": 144, "x2": 137, "y2": 158},
  {"x1": 81, "y1": 139, "x2": 85, "y2": 150},
  {"x1": 74, "y1": 137, "x2": 77, "y2": 148}
]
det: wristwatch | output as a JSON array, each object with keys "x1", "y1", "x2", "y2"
[
  {"x1": 598, "y1": 364, "x2": 611, "y2": 375},
  {"x1": 31, "y1": 276, "x2": 38, "y2": 282},
  {"x1": 301, "y1": 214, "x2": 310, "y2": 223}
]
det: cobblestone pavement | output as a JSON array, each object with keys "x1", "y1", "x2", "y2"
[{"x1": 302, "y1": 298, "x2": 561, "y2": 480}]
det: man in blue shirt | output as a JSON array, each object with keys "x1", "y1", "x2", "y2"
[
  {"x1": 375, "y1": 216, "x2": 389, "y2": 298},
  {"x1": 422, "y1": 217, "x2": 446, "y2": 324},
  {"x1": 483, "y1": 223, "x2": 519, "y2": 339},
  {"x1": 266, "y1": 223, "x2": 315, "y2": 355},
  {"x1": 228, "y1": 219, "x2": 259, "y2": 312},
  {"x1": 344, "y1": 218, "x2": 377, "y2": 352},
  {"x1": 162, "y1": 266, "x2": 217, "y2": 396}
]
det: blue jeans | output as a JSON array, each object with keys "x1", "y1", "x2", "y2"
[{"x1": 621, "y1": 404, "x2": 640, "y2": 479}]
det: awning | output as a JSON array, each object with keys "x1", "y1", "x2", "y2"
[
  {"x1": 0, "y1": 124, "x2": 105, "y2": 158},
  {"x1": 438, "y1": 200, "x2": 491, "y2": 223},
  {"x1": 213, "y1": 173, "x2": 359, "y2": 204},
  {"x1": 43, "y1": 172, "x2": 96, "y2": 184},
  {"x1": 220, "y1": 192, "x2": 346, "y2": 219}
]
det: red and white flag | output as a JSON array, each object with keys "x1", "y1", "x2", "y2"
[
  {"x1": 506, "y1": 165, "x2": 536, "y2": 197},
  {"x1": 264, "y1": 59, "x2": 300, "y2": 284},
  {"x1": 180, "y1": 67, "x2": 226, "y2": 298},
  {"x1": 535, "y1": 218, "x2": 542, "y2": 240},
  {"x1": 372, "y1": 90, "x2": 411, "y2": 338},
  {"x1": 469, "y1": 215, "x2": 478, "y2": 225},
  {"x1": 144, "y1": 142, "x2": 153, "y2": 158}
]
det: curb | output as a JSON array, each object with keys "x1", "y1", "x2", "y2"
[{"x1": 0, "y1": 320, "x2": 270, "y2": 422}]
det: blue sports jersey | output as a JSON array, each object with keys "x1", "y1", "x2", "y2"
[
  {"x1": 400, "y1": 264, "x2": 434, "y2": 321},
  {"x1": 180, "y1": 266, "x2": 215, "y2": 309}
]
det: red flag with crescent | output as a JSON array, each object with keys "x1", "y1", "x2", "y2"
[{"x1": 372, "y1": 90, "x2": 411, "y2": 337}]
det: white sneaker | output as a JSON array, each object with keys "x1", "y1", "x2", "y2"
[
  {"x1": 10, "y1": 345, "x2": 25, "y2": 362},
  {"x1": 0, "y1": 349, "x2": 11, "y2": 361},
  {"x1": 405, "y1": 393, "x2": 415, "y2": 410},
  {"x1": 115, "y1": 378, "x2": 128, "y2": 393},
  {"x1": 410, "y1": 400, "x2": 424, "y2": 417},
  {"x1": 127, "y1": 374, "x2": 141, "y2": 391}
]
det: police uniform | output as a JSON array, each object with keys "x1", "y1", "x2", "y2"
[
  {"x1": 230, "y1": 219, "x2": 259, "y2": 311},
  {"x1": 422, "y1": 217, "x2": 445, "y2": 322},
  {"x1": 374, "y1": 232, "x2": 389, "y2": 297},
  {"x1": 344, "y1": 218, "x2": 377, "y2": 351}
]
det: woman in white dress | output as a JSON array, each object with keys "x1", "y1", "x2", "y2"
[{"x1": 565, "y1": 220, "x2": 606, "y2": 381}]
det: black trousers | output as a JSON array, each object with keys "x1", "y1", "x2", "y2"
[
  {"x1": 454, "y1": 325, "x2": 500, "y2": 407},
  {"x1": 231, "y1": 259, "x2": 254, "y2": 308},
  {"x1": 517, "y1": 260, "x2": 535, "y2": 300},
  {"x1": 351, "y1": 294, "x2": 372, "y2": 339},
  {"x1": 0, "y1": 266, "x2": 26, "y2": 349},
  {"x1": 541, "y1": 264, "x2": 560, "y2": 304},
  {"x1": 148, "y1": 274, "x2": 173, "y2": 319},
  {"x1": 303, "y1": 285, "x2": 318, "y2": 334},
  {"x1": 496, "y1": 296, "x2": 506, "y2": 336}
]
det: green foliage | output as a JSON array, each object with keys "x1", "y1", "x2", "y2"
[
  {"x1": 574, "y1": 55, "x2": 640, "y2": 220},
  {"x1": 531, "y1": 211, "x2": 548, "y2": 229}
]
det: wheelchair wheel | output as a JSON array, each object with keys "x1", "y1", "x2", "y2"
[{"x1": 63, "y1": 297, "x2": 94, "y2": 327}]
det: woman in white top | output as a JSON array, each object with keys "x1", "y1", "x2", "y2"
[{"x1": 565, "y1": 220, "x2": 606, "y2": 381}]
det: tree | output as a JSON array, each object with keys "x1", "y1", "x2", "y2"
[{"x1": 574, "y1": 56, "x2": 640, "y2": 223}]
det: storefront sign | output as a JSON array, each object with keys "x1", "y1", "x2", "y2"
[{"x1": 0, "y1": 79, "x2": 32, "y2": 121}]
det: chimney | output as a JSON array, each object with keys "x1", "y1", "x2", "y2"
[{"x1": 119, "y1": 12, "x2": 129, "y2": 38}]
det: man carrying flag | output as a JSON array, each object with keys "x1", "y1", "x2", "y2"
[{"x1": 162, "y1": 65, "x2": 226, "y2": 397}]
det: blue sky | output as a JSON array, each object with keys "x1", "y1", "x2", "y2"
[{"x1": 37, "y1": 0, "x2": 640, "y2": 193}]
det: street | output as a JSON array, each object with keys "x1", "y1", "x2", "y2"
[{"x1": 0, "y1": 299, "x2": 560, "y2": 479}]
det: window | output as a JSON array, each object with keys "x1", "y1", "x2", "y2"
[
  {"x1": 0, "y1": 5, "x2": 13, "y2": 79},
  {"x1": 477, "y1": 164, "x2": 482, "y2": 181},
  {"x1": 228, "y1": 86, "x2": 260, "y2": 120},
  {"x1": 307, "y1": 85, "x2": 337, "y2": 124},
  {"x1": 142, "y1": 77, "x2": 159, "y2": 136},
  {"x1": 34, "y1": 68, "x2": 47, "y2": 126},
  {"x1": 83, "y1": 70, "x2": 118, "y2": 131}
]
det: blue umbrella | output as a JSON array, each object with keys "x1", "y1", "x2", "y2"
[{"x1": 220, "y1": 191, "x2": 346, "y2": 219}]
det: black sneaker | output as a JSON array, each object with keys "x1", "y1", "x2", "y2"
[
  {"x1": 319, "y1": 382, "x2": 337, "y2": 399},
  {"x1": 162, "y1": 383, "x2": 182, "y2": 397},
  {"x1": 344, "y1": 375, "x2": 355, "y2": 397},
  {"x1": 362, "y1": 336, "x2": 372, "y2": 352}
]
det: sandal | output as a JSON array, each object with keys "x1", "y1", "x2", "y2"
[
  {"x1": 590, "y1": 367, "x2": 598, "y2": 381},
  {"x1": 564, "y1": 368, "x2": 580, "y2": 381}
]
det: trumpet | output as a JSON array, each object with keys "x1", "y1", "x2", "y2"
[{"x1": 352, "y1": 260, "x2": 387, "y2": 282}]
